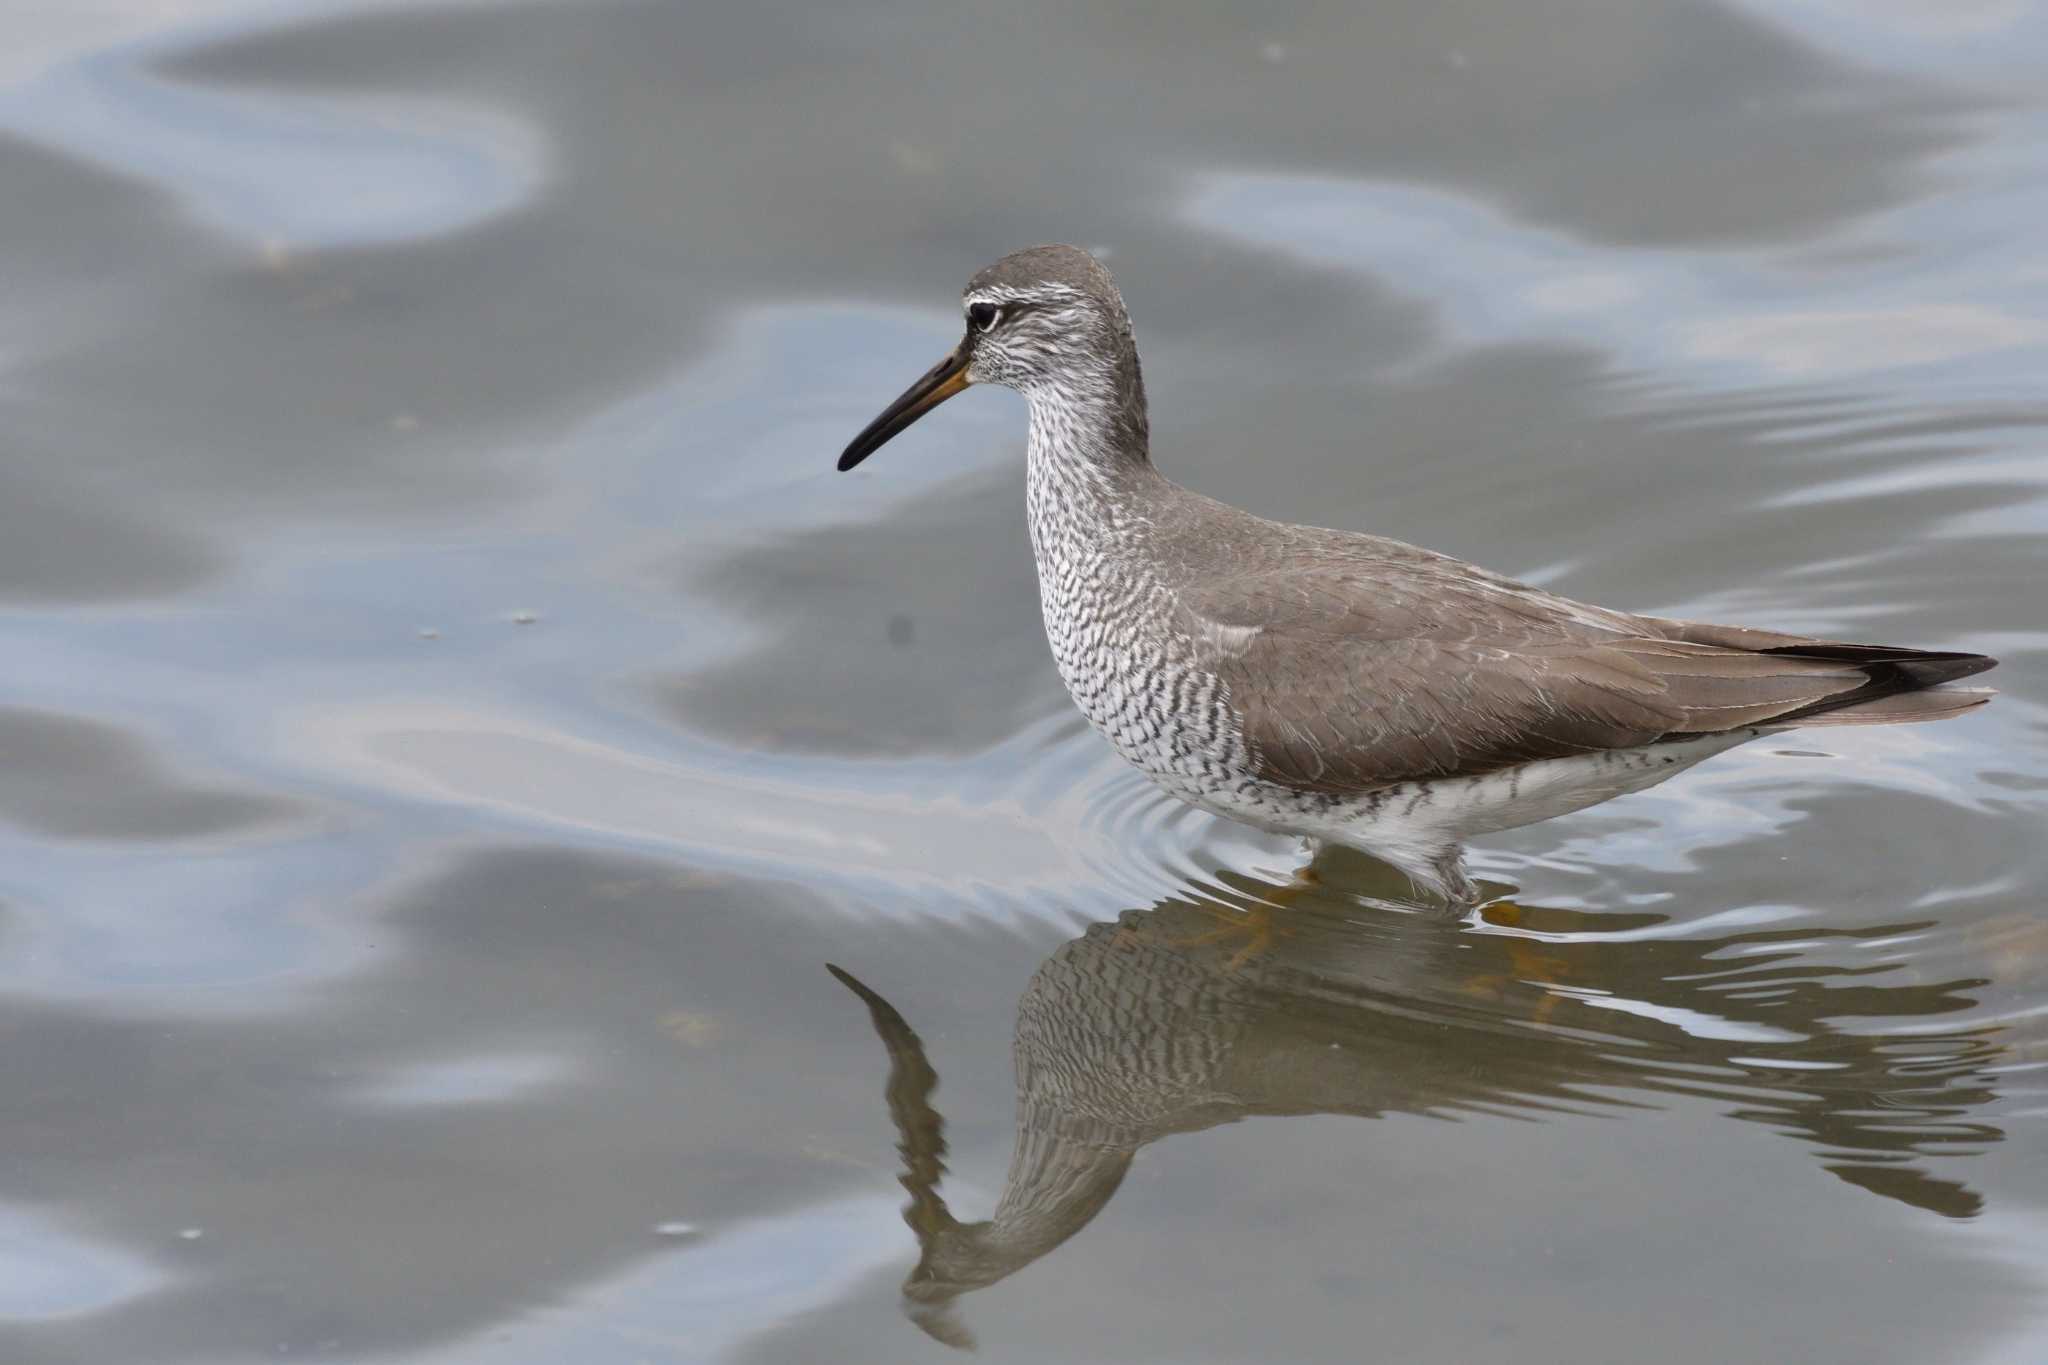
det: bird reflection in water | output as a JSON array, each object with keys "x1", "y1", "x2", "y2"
[{"x1": 831, "y1": 862, "x2": 2004, "y2": 1349}]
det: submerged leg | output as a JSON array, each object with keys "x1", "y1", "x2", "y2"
[
  {"x1": 1341, "y1": 835, "x2": 1481, "y2": 909},
  {"x1": 1112, "y1": 859, "x2": 1324, "y2": 968},
  {"x1": 1426, "y1": 846, "x2": 1481, "y2": 909},
  {"x1": 1167, "y1": 865, "x2": 1320, "y2": 969}
]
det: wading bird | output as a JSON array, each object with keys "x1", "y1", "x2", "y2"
[{"x1": 838, "y1": 246, "x2": 1995, "y2": 902}]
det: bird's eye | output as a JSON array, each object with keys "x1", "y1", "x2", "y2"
[{"x1": 968, "y1": 302, "x2": 1001, "y2": 332}]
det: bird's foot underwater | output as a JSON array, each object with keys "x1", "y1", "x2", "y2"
[
  {"x1": 1143, "y1": 868, "x2": 1327, "y2": 969},
  {"x1": 1456, "y1": 899, "x2": 1574, "y2": 1023}
]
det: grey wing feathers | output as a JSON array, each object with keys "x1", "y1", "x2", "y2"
[{"x1": 1187, "y1": 560, "x2": 1995, "y2": 794}]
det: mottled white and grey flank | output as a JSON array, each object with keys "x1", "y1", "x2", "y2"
[{"x1": 838, "y1": 245, "x2": 1996, "y2": 902}]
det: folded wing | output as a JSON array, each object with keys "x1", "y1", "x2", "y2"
[{"x1": 1185, "y1": 563, "x2": 1994, "y2": 794}]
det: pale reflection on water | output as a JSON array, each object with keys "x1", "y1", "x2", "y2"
[
  {"x1": 832, "y1": 861, "x2": 2010, "y2": 1350},
  {"x1": 0, "y1": 0, "x2": 2043, "y2": 1362}
]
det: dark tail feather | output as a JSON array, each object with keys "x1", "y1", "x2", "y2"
[
  {"x1": 1761, "y1": 643, "x2": 1997, "y2": 687},
  {"x1": 1759, "y1": 644, "x2": 1997, "y2": 727}
]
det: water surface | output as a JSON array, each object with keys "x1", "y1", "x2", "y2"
[{"x1": 0, "y1": 1, "x2": 2044, "y2": 1361}]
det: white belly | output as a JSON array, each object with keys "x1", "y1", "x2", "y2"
[{"x1": 1179, "y1": 730, "x2": 1769, "y2": 897}]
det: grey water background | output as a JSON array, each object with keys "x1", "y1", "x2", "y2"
[{"x1": 1, "y1": 0, "x2": 2045, "y2": 1360}]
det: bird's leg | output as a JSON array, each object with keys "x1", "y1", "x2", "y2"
[
  {"x1": 1308, "y1": 838, "x2": 1486, "y2": 913},
  {"x1": 1458, "y1": 899, "x2": 1570, "y2": 1023},
  {"x1": 1413, "y1": 845, "x2": 1483, "y2": 913},
  {"x1": 1157, "y1": 866, "x2": 1319, "y2": 970}
]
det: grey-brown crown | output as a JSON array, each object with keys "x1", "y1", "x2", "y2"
[{"x1": 965, "y1": 244, "x2": 1124, "y2": 310}]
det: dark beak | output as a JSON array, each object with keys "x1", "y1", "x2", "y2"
[{"x1": 837, "y1": 339, "x2": 973, "y2": 471}]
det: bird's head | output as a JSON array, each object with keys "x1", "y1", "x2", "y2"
[{"x1": 837, "y1": 244, "x2": 1139, "y2": 471}]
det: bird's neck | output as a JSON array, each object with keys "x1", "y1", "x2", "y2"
[
  {"x1": 1022, "y1": 352, "x2": 1164, "y2": 560},
  {"x1": 929, "y1": 1119, "x2": 1136, "y2": 1289}
]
